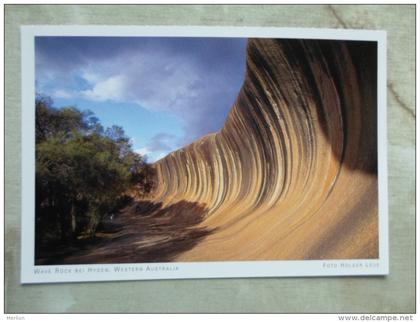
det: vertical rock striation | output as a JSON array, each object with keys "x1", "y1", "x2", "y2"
[{"x1": 152, "y1": 38, "x2": 378, "y2": 260}]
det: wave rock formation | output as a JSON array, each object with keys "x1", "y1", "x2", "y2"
[{"x1": 151, "y1": 38, "x2": 378, "y2": 260}]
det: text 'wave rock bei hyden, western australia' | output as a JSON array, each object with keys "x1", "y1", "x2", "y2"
[{"x1": 151, "y1": 38, "x2": 378, "y2": 261}]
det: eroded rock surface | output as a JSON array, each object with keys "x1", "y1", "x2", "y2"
[{"x1": 152, "y1": 38, "x2": 378, "y2": 260}]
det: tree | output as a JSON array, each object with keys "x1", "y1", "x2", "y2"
[{"x1": 35, "y1": 96, "x2": 154, "y2": 252}]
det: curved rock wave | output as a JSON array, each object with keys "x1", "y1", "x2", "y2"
[{"x1": 151, "y1": 38, "x2": 378, "y2": 260}]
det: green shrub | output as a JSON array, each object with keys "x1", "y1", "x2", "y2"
[{"x1": 35, "y1": 96, "x2": 155, "y2": 250}]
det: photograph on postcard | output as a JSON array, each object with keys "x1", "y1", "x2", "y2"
[{"x1": 21, "y1": 27, "x2": 388, "y2": 283}]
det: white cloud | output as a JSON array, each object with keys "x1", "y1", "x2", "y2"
[
  {"x1": 129, "y1": 61, "x2": 200, "y2": 112},
  {"x1": 81, "y1": 70, "x2": 101, "y2": 83},
  {"x1": 71, "y1": 50, "x2": 204, "y2": 115},
  {"x1": 53, "y1": 89, "x2": 73, "y2": 99},
  {"x1": 135, "y1": 147, "x2": 151, "y2": 156},
  {"x1": 81, "y1": 75, "x2": 127, "y2": 102},
  {"x1": 36, "y1": 37, "x2": 247, "y2": 148}
]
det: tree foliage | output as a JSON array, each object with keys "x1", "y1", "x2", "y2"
[{"x1": 35, "y1": 96, "x2": 155, "y2": 251}]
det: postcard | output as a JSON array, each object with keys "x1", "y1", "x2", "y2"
[{"x1": 20, "y1": 26, "x2": 388, "y2": 283}]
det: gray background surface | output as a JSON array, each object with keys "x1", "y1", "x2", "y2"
[{"x1": 5, "y1": 4, "x2": 415, "y2": 313}]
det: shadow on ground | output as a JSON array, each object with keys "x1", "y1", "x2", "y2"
[{"x1": 36, "y1": 200, "x2": 212, "y2": 265}]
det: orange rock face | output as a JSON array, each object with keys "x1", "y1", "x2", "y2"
[{"x1": 152, "y1": 38, "x2": 378, "y2": 260}]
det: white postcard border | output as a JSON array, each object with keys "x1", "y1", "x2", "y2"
[{"x1": 20, "y1": 26, "x2": 388, "y2": 284}]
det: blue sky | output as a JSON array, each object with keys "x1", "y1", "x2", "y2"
[{"x1": 35, "y1": 36, "x2": 247, "y2": 162}]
